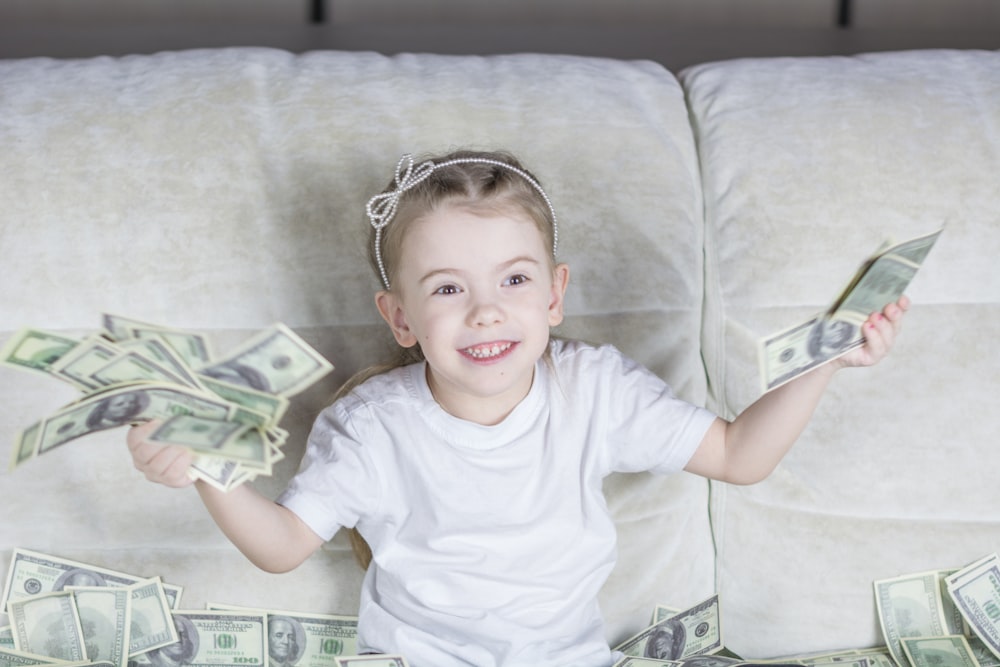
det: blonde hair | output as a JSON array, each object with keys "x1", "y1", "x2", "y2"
[{"x1": 344, "y1": 149, "x2": 558, "y2": 570}]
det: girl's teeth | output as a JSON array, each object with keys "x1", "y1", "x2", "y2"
[{"x1": 467, "y1": 343, "x2": 511, "y2": 358}]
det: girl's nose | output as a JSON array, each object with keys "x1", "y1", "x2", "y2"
[{"x1": 467, "y1": 297, "x2": 505, "y2": 328}]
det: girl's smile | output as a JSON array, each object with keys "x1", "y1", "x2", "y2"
[{"x1": 461, "y1": 340, "x2": 517, "y2": 362}]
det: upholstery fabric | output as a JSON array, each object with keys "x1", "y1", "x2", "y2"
[{"x1": 681, "y1": 49, "x2": 1000, "y2": 656}]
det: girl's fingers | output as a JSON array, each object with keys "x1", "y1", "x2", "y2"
[
  {"x1": 126, "y1": 421, "x2": 194, "y2": 487},
  {"x1": 862, "y1": 315, "x2": 889, "y2": 361},
  {"x1": 126, "y1": 421, "x2": 160, "y2": 457}
]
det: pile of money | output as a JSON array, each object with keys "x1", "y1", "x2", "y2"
[
  {"x1": 611, "y1": 592, "x2": 887, "y2": 667},
  {"x1": 875, "y1": 553, "x2": 1000, "y2": 667},
  {"x1": 2, "y1": 546, "x2": 998, "y2": 667},
  {"x1": 1, "y1": 314, "x2": 334, "y2": 492},
  {"x1": 612, "y1": 552, "x2": 1000, "y2": 667},
  {"x1": 0, "y1": 548, "x2": 410, "y2": 667},
  {"x1": 759, "y1": 228, "x2": 942, "y2": 393}
]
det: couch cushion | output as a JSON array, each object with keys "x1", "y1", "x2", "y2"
[
  {"x1": 682, "y1": 48, "x2": 1000, "y2": 657},
  {"x1": 0, "y1": 47, "x2": 709, "y2": 645}
]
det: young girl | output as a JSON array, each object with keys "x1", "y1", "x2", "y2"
[{"x1": 127, "y1": 149, "x2": 909, "y2": 667}]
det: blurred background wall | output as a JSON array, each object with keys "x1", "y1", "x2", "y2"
[{"x1": 1, "y1": 0, "x2": 998, "y2": 69}]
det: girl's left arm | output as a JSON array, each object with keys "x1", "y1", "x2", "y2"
[{"x1": 684, "y1": 296, "x2": 909, "y2": 485}]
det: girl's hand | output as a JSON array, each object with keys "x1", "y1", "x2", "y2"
[
  {"x1": 836, "y1": 295, "x2": 910, "y2": 369},
  {"x1": 126, "y1": 420, "x2": 196, "y2": 488}
]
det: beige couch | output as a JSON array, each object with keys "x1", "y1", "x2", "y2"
[{"x1": 1, "y1": 46, "x2": 997, "y2": 660}]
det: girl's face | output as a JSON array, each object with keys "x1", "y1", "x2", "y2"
[{"x1": 376, "y1": 204, "x2": 569, "y2": 426}]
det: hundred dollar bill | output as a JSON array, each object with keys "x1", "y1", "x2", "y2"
[
  {"x1": 333, "y1": 657, "x2": 409, "y2": 667},
  {"x1": 196, "y1": 376, "x2": 289, "y2": 428},
  {"x1": 261, "y1": 611, "x2": 359, "y2": 664},
  {"x1": 938, "y1": 569, "x2": 969, "y2": 636},
  {"x1": 853, "y1": 648, "x2": 895, "y2": 667},
  {"x1": 208, "y1": 603, "x2": 359, "y2": 663},
  {"x1": 759, "y1": 315, "x2": 859, "y2": 392},
  {"x1": 0, "y1": 645, "x2": 66, "y2": 667},
  {"x1": 145, "y1": 610, "x2": 266, "y2": 667},
  {"x1": 759, "y1": 227, "x2": 942, "y2": 393},
  {"x1": 90, "y1": 352, "x2": 198, "y2": 391},
  {"x1": 874, "y1": 570, "x2": 951, "y2": 667},
  {"x1": 66, "y1": 586, "x2": 131, "y2": 667},
  {"x1": 797, "y1": 648, "x2": 893, "y2": 667},
  {"x1": 101, "y1": 314, "x2": 212, "y2": 368},
  {"x1": 651, "y1": 606, "x2": 681, "y2": 625},
  {"x1": 8, "y1": 422, "x2": 41, "y2": 472},
  {"x1": 969, "y1": 638, "x2": 1000, "y2": 667},
  {"x1": 128, "y1": 329, "x2": 212, "y2": 370},
  {"x1": 612, "y1": 657, "x2": 681, "y2": 666},
  {"x1": 188, "y1": 427, "x2": 285, "y2": 491},
  {"x1": 946, "y1": 553, "x2": 1000, "y2": 661},
  {"x1": 803, "y1": 659, "x2": 869, "y2": 667},
  {"x1": 16, "y1": 384, "x2": 234, "y2": 466},
  {"x1": 196, "y1": 324, "x2": 333, "y2": 398},
  {"x1": 615, "y1": 595, "x2": 722, "y2": 659},
  {"x1": 1, "y1": 549, "x2": 182, "y2": 613},
  {"x1": 118, "y1": 339, "x2": 207, "y2": 391},
  {"x1": 128, "y1": 579, "x2": 179, "y2": 657},
  {"x1": 900, "y1": 635, "x2": 981, "y2": 667},
  {"x1": 0, "y1": 627, "x2": 12, "y2": 649},
  {"x1": 48, "y1": 335, "x2": 123, "y2": 392},
  {"x1": 146, "y1": 415, "x2": 269, "y2": 467},
  {"x1": 188, "y1": 457, "x2": 245, "y2": 493},
  {"x1": 8, "y1": 591, "x2": 87, "y2": 662},
  {"x1": 830, "y1": 228, "x2": 942, "y2": 320},
  {"x1": 0, "y1": 329, "x2": 80, "y2": 378}
]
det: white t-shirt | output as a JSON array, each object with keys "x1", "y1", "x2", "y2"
[{"x1": 278, "y1": 339, "x2": 716, "y2": 667}]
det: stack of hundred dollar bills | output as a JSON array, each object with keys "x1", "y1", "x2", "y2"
[
  {"x1": 0, "y1": 547, "x2": 404, "y2": 667},
  {"x1": 1, "y1": 547, "x2": 999, "y2": 667},
  {"x1": 1, "y1": 314, "x2": 334, "y2": 492}
]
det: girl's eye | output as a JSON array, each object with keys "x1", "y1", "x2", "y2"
[
  {"x1": 504, "y1": 274, "x2": 529, "y2": 287},
  {"x1": 434, "y1": 284, "x2": 460, "y2": 296}
]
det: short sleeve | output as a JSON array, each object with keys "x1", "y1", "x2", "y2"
[
  {"x1": 276, "y1": 398, "x2": 382, "y2": 541},
  {"x1": 560, "y1": 342, "x2": 717, "y2": 475}
]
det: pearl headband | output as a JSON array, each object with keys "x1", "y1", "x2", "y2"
[{"x1": 366, "y1": 153, "x2": 559, "y2": 290}]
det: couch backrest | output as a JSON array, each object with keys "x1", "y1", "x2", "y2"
[{"x1": 681, "y1": 48, "x2": 1000, "y2": 656}]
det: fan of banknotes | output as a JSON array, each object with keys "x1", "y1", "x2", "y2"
[
  {"x1": 759, "y1": 227, "x2": 942, "y2": 393},
  {"x1": 1, "y1": 314, "x2": 335, "y2": 492},
  {"x1": 2, "y1": 547, "x2": 999, "y2": 667}
]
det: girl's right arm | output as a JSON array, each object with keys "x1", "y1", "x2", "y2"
[{"x1": 126, "y1": 422, "x2": 325, "y2": 573}]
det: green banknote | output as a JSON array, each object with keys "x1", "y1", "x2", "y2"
[
  {"x1": 946, "y1": 553, "x2": 1000, "y2": 662},
  {"x1": 209, "y1": 603, "x2": 359, "y2": 664},
  {"x1": 333, "y1": 657, "x2": 409, "y2": 667},
  {"x1": 146, "y1": 415, "x2": 269, "y2": 467},
  {"x1": 0, "y1": 645, "x2": 65, "y2": 667},
  {"x1": 8, "y1": 591, "x2": 87, "y2": 662},
  {"x1": 760, "y1": 227, "x2": 942, "y2": 393},
  {"x1": 197, "y1": 324, "x2": 333, "y2": 398},
  {"x1": 615, "y1": 595, "x2": 723, "y2": 660},
  {"x1": 0, "y1": 329, "x2": 80, "y2": 377},
  {"x1": 66, "y1": 586, "x2": 131, "y2": 667},
  {"x1": 901, "y1": 635, "x2": 981, "y2": 667},
  {"x1": 146, "y1": 610, "x2": 266, "y2": 667},
  {"x1": 874, "y1": 570, "x2": 951, "y2": 667}
]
